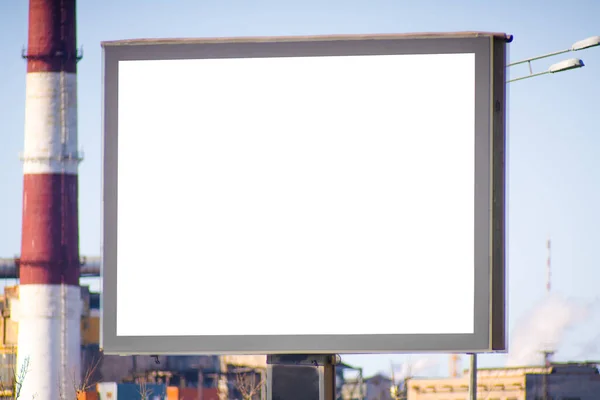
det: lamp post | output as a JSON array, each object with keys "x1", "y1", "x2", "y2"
[
  {"x1": 507, "y1": 35, "x2": 599, "y2": 82},
  {"x1": 509, "y1": 36, "x2": 600, "y2": 67},
  {"x1": 465, "y1": 37, "x2": 600, "y2": 400},
  {"x1": 508, "y1": 58, "x2": 585, "y2": 83}
]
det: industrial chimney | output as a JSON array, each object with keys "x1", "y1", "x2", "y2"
[{"x1": 15, "y1": 0, "x2": 83, "y2": 399}]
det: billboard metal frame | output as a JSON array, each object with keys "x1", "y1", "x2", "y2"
[{"x1": 101, "y1": 32, "x2": 510, "y2": 355}]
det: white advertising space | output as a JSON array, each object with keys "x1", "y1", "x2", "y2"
[{"x1": 116, "y1": 53, "x2": 476, "y2": 337}]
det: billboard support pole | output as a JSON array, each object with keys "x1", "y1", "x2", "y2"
[
  {"x1": 468, "y1": 353, "x2": 477, "y2": 400},
  {"x1": 267, "y1": 354, "x2": 339, "y2": 400},
  {"x1": 322, "y1": 358, "x2": 336, "y2": 400}
]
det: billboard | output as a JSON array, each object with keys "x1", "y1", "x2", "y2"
[{"x1": 101, "y1": 32, "x2": 509, "y2": 355}]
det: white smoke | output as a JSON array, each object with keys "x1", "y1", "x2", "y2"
[
  {"x1": 576, "y1": 334, "x2": 600, "y2": 358},
  {"x1": 573, "y1": 297, "x2": 600, "y2": 359},
  {"x1": 393, "y1": 356, "x2": 438, "y2": 380},
  {"x1": 505, "y1": 292, "x2": 591, "y2": 367}
]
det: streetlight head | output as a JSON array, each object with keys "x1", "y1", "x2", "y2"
[
  {"x1": 548, "y1": 58, "x2": 584, "y2": 73},
  {"x1": 571, "y1": 36, "x2": 600, "y2": 51}
]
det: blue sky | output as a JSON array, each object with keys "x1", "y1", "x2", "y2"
[{"x1": 1, "y1": 0, "x2": 600, "y2": 379}]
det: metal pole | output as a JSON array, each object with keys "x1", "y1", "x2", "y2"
[
  {"x1": 266, "y1": 365, "x2": 273, "y2": 400},
  {"x1": 468, "y1": 354, "x2": 477, "y2": 400},
  {"x1": 323, "y1": 361, "x2": 336, "y2": 400},
  {"x1": 358, "y1": 368, "x2": 363, "y2": 400}
]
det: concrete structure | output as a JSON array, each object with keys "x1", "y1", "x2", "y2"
[
  {"x1": 12, "y1": 1, "x2": 84, "y2": 399},
  {"x1": 407, "y1": 363, "x2": 600, "y2": 400}
]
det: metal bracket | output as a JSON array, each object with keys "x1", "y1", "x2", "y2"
[
  {"x1": 267, "y1": 354, "x2": 341, "y2": 368},
  {"x1": 267, "y1": 354, "x2": 340, "y2": 400},
  {"x1": 19, "y1": 151, "x2": 84, "y2": 164},
  {"x1": 21, "y1": 46, "x2": 84, "y2": 63}
]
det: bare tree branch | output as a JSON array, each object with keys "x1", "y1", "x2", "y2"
[
  {"x1": 234, "y1": 371, "x2": 265, "y2": 400},
  {"x1": 73, "y1": 354, "x2": 103, "y2": 397},
  {"x1": 0, "y1": 355, "x2": 30, "y2": 400},
  {"x1": 138, "y1": 378, "x2": 153, "y2": 400}
]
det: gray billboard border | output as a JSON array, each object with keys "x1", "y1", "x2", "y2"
[{"x1": 101, "y1": 33, "x2": 508, "y2": 355}]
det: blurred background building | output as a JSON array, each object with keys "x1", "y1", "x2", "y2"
[
  {"x1": 0, "y1": 282, "x2": 375, "y2": 400},
  {"x1": 0, "y1": 284, "x2": 271, "y2": 400},
  {"x1": 406, "y1": 362, "x2": 600, "y2": 400}
]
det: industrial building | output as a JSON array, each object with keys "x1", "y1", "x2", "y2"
[
  {"x1": 406, "y1": 362, "x2": 600, "y2": 400},
  {"x1": 340, "y1": 373, "x2": 393, "y2": 400},
  {"x1": 2, "y1": 0, "x2": 596, "y2": 399},
  {"x1": 0, "y1": 282, "x2": 371, "y2": 400},
  {"x1": 0, "y1": 284, "x2": 270, "y2": 400}
]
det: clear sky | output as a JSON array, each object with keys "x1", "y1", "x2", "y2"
[{"x1": 1, "y1": 0, "x2": 599, "y2": 379}]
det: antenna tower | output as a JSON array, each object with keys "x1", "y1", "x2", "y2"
[{"x1": 546, "y1": 238, "x2": 551, "y2": 294}]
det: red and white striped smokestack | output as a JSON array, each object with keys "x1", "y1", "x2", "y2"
[{"x1": 15, "y1": 0, "x2": 82, "y2": 399}]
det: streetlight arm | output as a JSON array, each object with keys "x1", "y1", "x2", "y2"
[
  {"x1": 507, "y1": 70, "x2": 551, "y2": 83},
  {"x1": 507, "y1": 35, "x2": 599, "y2": 67},
  {"x1": 507, "y1": 48, "x2": 570, "y2": 67}
]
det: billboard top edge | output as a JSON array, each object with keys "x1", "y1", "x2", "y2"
[{"x1": 101, "y1": 31, "x2": 513, "y2": 47}]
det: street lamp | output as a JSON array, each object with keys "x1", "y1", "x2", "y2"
[
  {"x1": 508, "y1": 57, "x2": 585, "y2": 83},
  {"x1": 506, "y1": 35, "x2": 599, "y2": 83},
  {"x1": 508, "y1": 35, "x2": 600, "y2": 67}
]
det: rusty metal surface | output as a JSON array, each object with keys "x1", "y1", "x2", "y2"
[{"x1": 102, "y1": 31, "x2": 513, "y2": 47}]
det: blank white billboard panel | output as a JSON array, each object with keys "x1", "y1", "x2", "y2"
[{"x1": 101, "y1": 33, "x2": 508, "y2": 354}]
